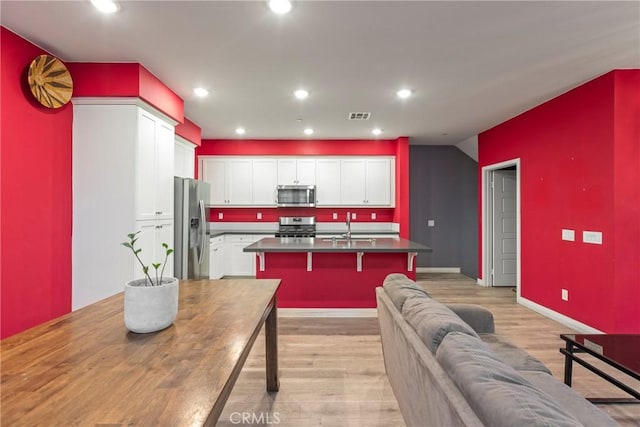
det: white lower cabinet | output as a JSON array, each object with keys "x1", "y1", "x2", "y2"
[
  {"x1": 135, "y1": 219, "x2": 174, "y2": 279},
  {"x1": 209, "y1": 235, "x2": 225, "y2": 279},
  {"x1": 224, "y1": 234, "x2": 268, "y2": 276}
]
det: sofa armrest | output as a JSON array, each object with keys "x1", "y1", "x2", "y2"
[{"x1": 445, "y1": 304, "x2": 495, "y2": 333}]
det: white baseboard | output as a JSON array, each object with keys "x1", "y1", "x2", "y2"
[
  {"x1": 518, "y1": 297, "x2": 603, "y2": 334},
  {"x1": 278, "y1": 308, "x2": 377, "y2": 318},
  {"x1": 416, "y1": 267, "x2": 461, "y2": 274},
  {"x1": 477, "y1": 278, "x2": 485, "y2": 286}
]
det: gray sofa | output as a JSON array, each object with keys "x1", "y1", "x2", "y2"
[{"x1": 376, "y1": 273, "x2": 617, "y2": 427}]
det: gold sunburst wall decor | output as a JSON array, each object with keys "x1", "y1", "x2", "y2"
[{"x1": 27, "y1": 54, "x2": 73, "y2": 108}]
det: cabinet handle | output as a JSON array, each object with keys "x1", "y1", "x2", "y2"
[
  {"x1": 156, "y1": 225, "x2": 161, "y2": 229},
  {"x1": 156, "y1": 211, "x2": 163, "y2": 215}
]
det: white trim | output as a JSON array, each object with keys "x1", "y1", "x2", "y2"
[
  {"x1": 416, "y1": 267, "x2": 461, "y2": 274},
  {"x1": 278, "y1": 308, "x2": 377, "y2": 317},
  {"x1": 72, "y1": 96, "x2": 180, "y2": 126},
  {"x1": 175, "y1": 134, "x2": 197, "y2": 148},
  {"x1": 518, "y1": 297, "x2": 603, "y2": 334},
  {"x1": 477, "y1": 278, "x2": 485, "y2": 286},
  {"x1": 481, "y1": 158, "x2": 521, "y2": 297}
]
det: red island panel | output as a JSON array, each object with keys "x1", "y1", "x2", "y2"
[{"x1": 255, "y1": 252, "x2": 415, "y2": 308}]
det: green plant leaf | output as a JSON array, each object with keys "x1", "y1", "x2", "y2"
[
  {"x1": 121, "y1": 242, "x2": 133, "y2": 249},
  {"x1": 152, "y1": 263, "x2": 161, "y2": 270},
  {"x1": 162, "y1": 243, "x2": 168, "y2": 249},
  {"x1": 127, "y1": 232, "x2": 138, "y2": 239},
  {"x1": 143, "y1": 266, "x2": 149, "y2": 273},
  {"x1": 134, "y1": 249, "x2": 142, "y2": 254},
  {"x1": 166, "y1": 249, "x2": 174, "y2": 256}
]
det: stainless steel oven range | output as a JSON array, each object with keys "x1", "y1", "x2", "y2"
[{"x1": 275, "y1": 216, "x2": 316, "y2": 238}]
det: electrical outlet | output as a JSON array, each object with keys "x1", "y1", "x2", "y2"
[
  {"x1": 218, "y1": 212, "x2": 223, "y2": 220},
  {"x1": 428, "y1": 219, "x2": 435, "y2": 227},
  {"x1": 332, "y1": 212, "x2": 337, "y2": 220},
  {"x1": 351, "y1": 212, "x2": 356, "y2": 220},
  {"x1": 561, "y1": 289, "x2": 568, "y2": 301},
  {"x1": 561, "y1": 229, "x2": 575, "y2": 241},
  {"x1": 371, "y1": 212, "x2": 376, "y2": 220},
  {"x1": 583, "y1": 231, "x2": 602, "y2": 245},
  {"x1": 257, "y1": 212, "x2": 262, "y2": 220}
]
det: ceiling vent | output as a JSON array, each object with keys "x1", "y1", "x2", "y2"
[{"x1": 348, "y1": 112, "x2": 371, "y2": 120}]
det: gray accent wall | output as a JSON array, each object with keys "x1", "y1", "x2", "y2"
[{"x1": 410, "y1": 145, "x2": 478, "y2": 278}]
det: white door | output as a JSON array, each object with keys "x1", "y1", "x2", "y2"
[
  {"x1": 155, "y1": 219, "x2": 174, "y2": 278},
  {"x1": 227, "y1": 159, "x2": 253, "y2": 205},
  {"x1": 296, "y1": 159, "x2": 316, "y2": 185},
  {"x1": 155, "y1": 122, "x2": 175, "y2": 219},
  {"x1": 136, "y1": 112, "x2": 157, "y2": 221},
  {"x1": 252, "y1": 159, "x2": 278, "y2": 205},
  {"x1": 365, "y1": 159, "x2": 391, "y2": 205},
  {"x1": 315, "y1": 159, "x2": 341, "y2": 205},
  {"x1": 277, "y1": 159, "x2": 297, "y2": 185},
  {"x1": 492, "y1": 170, "x2": 517, "y2": 286},
  {"x1": 201, "y1": 159, "x2": 226, "y2": 205},
  {"x1": 341, "y1": 159, "x2": 366, "y2": 205}
]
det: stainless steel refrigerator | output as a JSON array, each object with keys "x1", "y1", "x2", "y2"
[{"x1": 174, "y1": 177, "x2": 210, "y2": 279}]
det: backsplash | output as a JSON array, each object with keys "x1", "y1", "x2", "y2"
[{"x1": 208, "y1": 207, "x2": 394, "y2": 223}]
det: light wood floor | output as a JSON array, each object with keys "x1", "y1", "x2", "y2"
[{"x1": 218, "y1": 274, "x2": 639, "y2": 426}]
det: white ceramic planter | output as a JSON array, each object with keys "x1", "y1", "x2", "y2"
[{"x1": 124, "y1": 277, "x2": 179, "y2": 333}]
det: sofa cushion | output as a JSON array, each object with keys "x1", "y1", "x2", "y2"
[
  {"x1": 436, "y1": 332, "x2": 583, "y2": 427},
  {"x1": 480, "y1": 333, "x2": 551, "y2": 374},
  {"x1": 402, "y1": 297, "x2": 479, "y2": 353},
  {"x1": 520, "y1": 371, "x2": 618, "y2": 427},
  {"x1": 383, "y1": 273, "x2": 430, "y2": 311},
  {"x1": 446, "y1": 304, "x2": 496, "y2": 334}
]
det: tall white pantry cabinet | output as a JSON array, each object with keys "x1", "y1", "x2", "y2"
[{"x1": 72, "y1": 100, "x2": 176, "y2": 310}]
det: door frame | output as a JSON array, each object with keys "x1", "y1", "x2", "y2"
[{"x1": 481, "y1": 158, "x2": 521, "y2": 296}]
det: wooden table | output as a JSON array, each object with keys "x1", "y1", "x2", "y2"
[{"x1": 1, "y1": 279, "x2": 281, "y2": 426}]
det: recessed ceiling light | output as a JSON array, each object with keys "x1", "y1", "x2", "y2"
[
  {"x1": 303, "y1": 128, "x2": 314, "y2": 136},
  {"x1": 294, "y1": 89, "x2": 309, "y2": 100},
  {"x1": 268, "y1": 0, "x2": 292, "y2": 14},
  {"x1": 193, "y1": 87, "x2": 209, "y2": 97},
  {"x1": 90, "y1": 0, "x2": 119, "y2": 14},
  {"x1": 372, "y1": 128, "x2": 383, "y2": 136},
  {"x1": 396, "y1": 88, "x2": 412, "y2": 99},
  {"x1": 235, "y1": 127, "x2": 246, "y2": 135}
]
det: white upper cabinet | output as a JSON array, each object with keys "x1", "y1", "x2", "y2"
[
  {"x1": 277, "y1": 159, "x2": 316, "y2": 185},
  {"x1": 315, "y1": 159, "x2": 341, "y2": 205},
  {"x1": 227, "y1": 159, "x2": 253, "y2": 205},
  {"x1": 200, "y1": 155, "x2": 394, "y2": 207},
  {"x1": 341, "y1": 159, "x2": 367, "y2": 205},
  {"x1": 136, "y1": 110, "x2": 175, "y2": 221},
  {"x1": 201, "y1": 158, "x2": 226, "y2": 205},
  {"x1": 341, "y1": 158, "x2": 393, "y2": 206},
  {"x1": 200, "y1": 157, "x2": 253, "y2": 206},
  {"x1": 174, "y1": 137, "x2": 195, "y2": 179},
  {"x1": 252, "y1": 159, "x2": 278, "y2": 205},
  {"x1": 365, "y1": 158, "x2": 392, "y2": 205}
]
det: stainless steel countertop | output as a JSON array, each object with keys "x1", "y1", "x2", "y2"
[{"x1": 243, "y1": 237, "x2": 431, "y2": 253}]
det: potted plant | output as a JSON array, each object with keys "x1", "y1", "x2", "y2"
[{"x1": 121, "y1": 231, "x2": 178, "y2": 333}]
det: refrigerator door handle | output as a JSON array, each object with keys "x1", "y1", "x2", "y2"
[{"x1": 198, "y1": 199, "x2": 206, "y2": 264}]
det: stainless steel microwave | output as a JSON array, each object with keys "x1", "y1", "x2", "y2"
[{"x1": 277, "y1": 185, "x2": 316, "y2": 207}]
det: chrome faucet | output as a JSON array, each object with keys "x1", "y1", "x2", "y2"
[{"x1": 345, "y1": 212, "x2": 352, "y2": 240}]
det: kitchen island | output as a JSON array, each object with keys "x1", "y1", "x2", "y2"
[{"x1": 244, "y1": 237, "x2": 431, "y2": 309}]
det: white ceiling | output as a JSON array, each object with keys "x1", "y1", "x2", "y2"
[{"x1": 2, "y1": 1, "x2": 639, "y2": 144}]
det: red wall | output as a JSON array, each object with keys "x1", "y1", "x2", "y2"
[
  {"x1": 67, "y1": 62, "x2": 184, "y2": 124},
  {"x1": 175, "y1": 118, "x2": 202, "y2": 146},
  {"x1": 478, "y1": 70, "x2": 639, "y2": 333},
  {"x1": 196, "y1": 138, "x2": 410, "y2": 236},
  {"x1": 1, "y1": 27, "x2": 73, "y2": 338}
]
